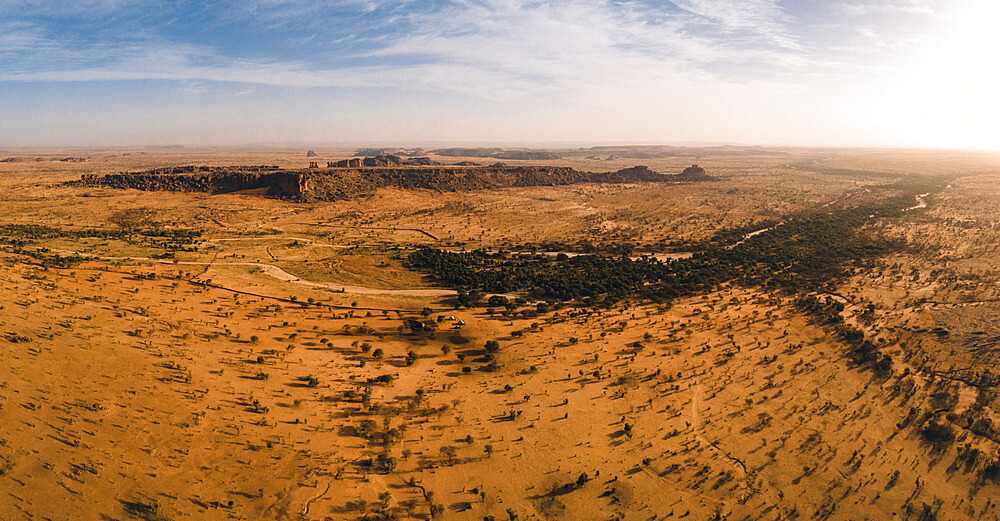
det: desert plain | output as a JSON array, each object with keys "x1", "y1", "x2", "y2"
[{"x1": 2, "y1": 146, "x2": 1000, "y2": 521}]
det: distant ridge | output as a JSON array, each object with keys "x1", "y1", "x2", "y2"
[
  {"x1": 76, "y1": 162, "x2": 714, "y2": 201},
  {"x1": 430, "y1": 148, "x2": 561, "y2": 160}
]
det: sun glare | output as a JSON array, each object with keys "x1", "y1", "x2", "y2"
[{"x1": 883, "y1": 1, "x2": 1000, "y2": 149}]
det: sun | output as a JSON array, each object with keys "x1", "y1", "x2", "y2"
[
  {"x1": 944, "y1": 2, "x2": 1000, "y2": 145},
  {"x1": 870, "y1": 1, "x2": 1000, "y2": 150}
]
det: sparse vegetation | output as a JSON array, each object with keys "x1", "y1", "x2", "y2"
[{"x1": 0, "y1": 147, "x2": 993, "y2": 521}]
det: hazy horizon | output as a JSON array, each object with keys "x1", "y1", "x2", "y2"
[
  {"x1": 7, "y1": 142, "x2": 1000, "y2": 156},
  {"x1": 3, "y1": 1, "x2": 1000, "y2": 150}
]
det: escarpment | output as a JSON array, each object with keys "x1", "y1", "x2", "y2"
[{"x1": 76, "y1": 162, "x2": 713, "y2": 201}]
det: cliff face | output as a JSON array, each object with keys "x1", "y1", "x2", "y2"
[
  {"x1": 266, "y1": 172, "x2": 311, "y2": 197},
  {"x1": 77, "y1": 164, "x2": 704, "y2": 201},
  {"x1": 80, "y1": 171, "x2": 278, "y2": 194}
]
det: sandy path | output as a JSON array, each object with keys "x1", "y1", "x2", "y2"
[
  {"x1": 47, "y1": 248, "x2": 457, "y2": 297},
  {"x1": 198, "y1": 236, "x2": 349, "y2": 249},
  {"x1": 690, "y1": 382, "x2": 760, "y2": 500},
  {"x1": 690, "y1": 382, "x2": 703, "y2": 431}
]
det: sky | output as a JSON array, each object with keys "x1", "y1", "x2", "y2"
[{"x1": 2, "y1": 0, "x2": 1000, "y2": 149}]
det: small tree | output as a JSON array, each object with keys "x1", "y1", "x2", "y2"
[
  {"x1": 487, "y1": 295, "x2": 509, "y2": 307},
  {"x1": 376, "y1": 454, "x2": 396, "y2": 473},
  {"x1": 440, "y1": 445, "x2": 457, "y2": 464},
  {"x1": 358, "y1": 419, "x2": 377, "y2": 437}
]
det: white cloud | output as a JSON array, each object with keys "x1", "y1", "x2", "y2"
[
  {"x1": 834, "y1": 1, "x2": 935, "y2": 17},
  {"x1": 0, "y1": 0, "x2": 946, "y2": 146},
  {"x1": 669, "y1": 0, "x2": 801, "y2": 51},
  {"x1": 0, "y1": 0, "x2": 816, "y2": 91}
]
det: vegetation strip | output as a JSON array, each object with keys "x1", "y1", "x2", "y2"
[{"x1": 405, "y1": 183, "x2": 942, "y2": 306}]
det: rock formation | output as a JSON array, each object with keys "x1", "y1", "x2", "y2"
[
  {"x1": 1, "y1": 156, "x2": 88, "y2": 163},
  {"x1": 676, "y1": 164, "x2": 716, "y2": 181},
  {"x1": 430, "y1": 148, "x2": 560, "y2": 160},
  {"x1": 354, "y1": 147, "x2": 425, "y2": 157},
  {"x1": 330, "y1": 156, "x2": 436, "y2": 167},
  {"x1": 76, "y1": 162, "x2": 710, "y2": 201},
  {"x1": 362, "y1": 155, "x2": 402, "y2": 167}
]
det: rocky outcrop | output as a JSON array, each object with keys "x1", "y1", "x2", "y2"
[
  {"x1": 355, "y1": 147, "x2": 426, "y2": 157},
  {"x1": 329, "y1": 156, "x2": 437, "y2": 167},
  {"x1": 77, "y1": 165, "x2": 283, "y2": 194},
  {"x1": 363, "y1": 155, "x2": 402, "y2": 167},
  {"x1": 2, "y1": 156, "x2": 88, "y2": 163},
  {"x1": 76, "y1": 162, "x2": 701, "y2": 201},
  {"x1": 675, "y1": 165, "x2": 716, "y2": 181},
  {"x1": 430, "y1": 148, "x2": 560, "y2": 160},
  {"x1": 330, "y1": 158, "x2": 364, "y2": 168}
]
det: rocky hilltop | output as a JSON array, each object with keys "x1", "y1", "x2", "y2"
[
  {"x1": 77, "y1": 162, "x2": 712, "y2": 201},
  {"x1": 430, "y1": 148, "x2": 561, "y2": 160},
  {"x1": 677, "y1": 164, "x2": 716, "y2": 181},
  {"x1": 326, "y1": 155, "x2": 436, "y2": 168}
]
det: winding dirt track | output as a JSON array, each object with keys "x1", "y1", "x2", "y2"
[
  {"x1": 48, "y1": 247, "x2": 458, "y2": 297},
  {"x1": 198, "y1": 236, "x2": 347, "y2": 249},
  {"x1": 690, "y1": 381, "x2": 761, "y2": 503}
]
